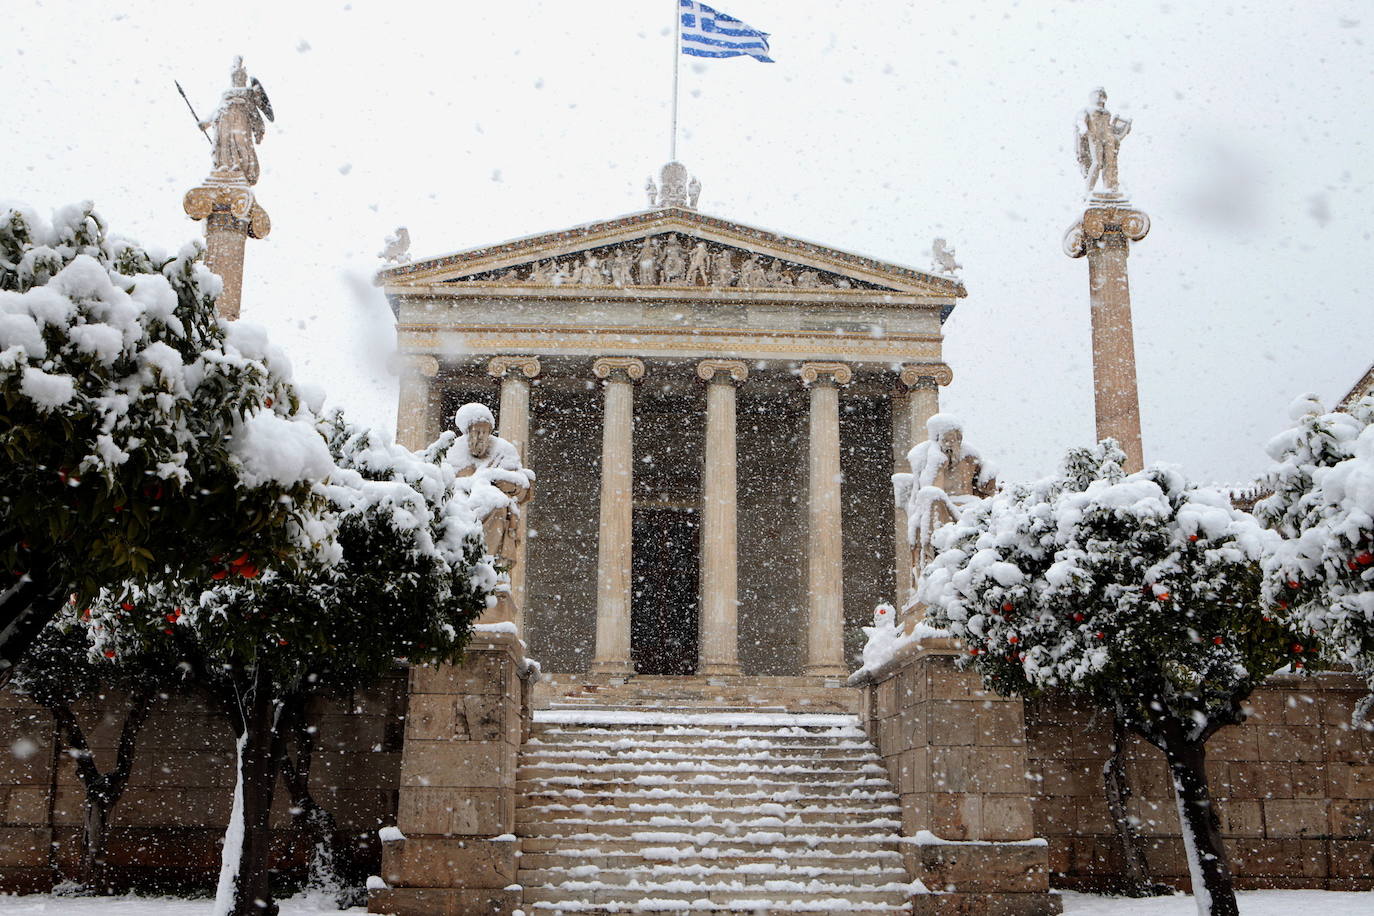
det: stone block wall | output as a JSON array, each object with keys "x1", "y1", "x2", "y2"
[
  {"x1": 1025, "y1": 672, "x2": 1374, "y2": 892},
  {"x1": 858, "y1": 642, "x2": 1061, "y2": 915},
  {"x1": 0, "y1": 673, "x2": 408, "y2": 893},
  {"x1": 371, "y1": 631, "x2": 535, "y2": 916}
]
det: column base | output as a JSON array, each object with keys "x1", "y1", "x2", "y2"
[
  {"x1": 803, "y1": 663, "x2": 848, "y2": 678},
  {"x1": 590, "y1": 659, "x2": 635, "y2": 677},
  {"x1": 698, "y1": 661, "x2": 742, "y2": 677}
]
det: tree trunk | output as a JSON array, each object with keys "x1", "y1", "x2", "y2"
[
  {"x1": 1102, "y1": 714, "x2": 1158, "y2": 896},
  {"x1": 232, "y1": 662, "x2": 281, "y2": 916},
  {"x1": 0, "y1": 568, "x2": 67, "y2": 689},
  {"x1": 1162, "y1": 736, "x2": 1238, "y2": 916},
  {"x1": 50, "y1": 686, "x2": 154, "y2": 894},
  {"x1": 277, "y1": 694, "x2": 350, "y2": 894},
  {"x1": 79, "y1": 798, "x2": 113, "y2": 893}
]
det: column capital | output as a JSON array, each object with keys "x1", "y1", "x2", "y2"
[
  {"x1": 398, "y1": 353, "x2": 439, "y2": 378},
  {"x1": 592, "y1": 356, "x2": 646, "y2": 383},
  {"x1": 799, "y1": 361, "x2": 852, "y2": 388},
  {"x1": 898, "y1": 362, "x2": 954, "y2": 390},
  {"x1": 696, "y1": 358, "x2": 749, "y2": 385},
  {"x1": 1063, "y1": 204, "x2": 1150, "y2": 258},
  {"x1": 487, "y1": 355, "x2": 542, "y2": 380}
]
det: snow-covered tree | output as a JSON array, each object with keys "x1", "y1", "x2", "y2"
[
  {"x1": 918, "y1": 441, "x2": 1300, "y2": 916},
  {"x1": 1258, "y1": 394, "x2": 1374, "y2": 720},
  {"x1": 0, "y1": 202, "x2": 333, "y2": 681},
  {"x1": 88, "y1": 410, "x2": 506, "y2": 915}
]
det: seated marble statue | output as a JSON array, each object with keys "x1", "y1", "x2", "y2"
[
  {"x1": 893, "y1": 413, "x2": 996, "y2": 582},
  {"x1": 443, "y1": 403, "x2": 533, "y2": 571}
]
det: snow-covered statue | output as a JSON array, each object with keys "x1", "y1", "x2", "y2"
[
  {"x1": 893, "y1": 414, "x2": 997, "y2": 586},
  {"x1": 201, "y1": 56, "x2": 274, "y2": 186},
  {"x1": 379, "y1": 227, "x2": 410, "y2": 264},
  {"x1": 1076, "y1": 87, "x2": 1132, "y2": 195},
  {"x1": 444, "y1": 403, "x2": 533, "y2": 575},
  {"x1": 931, "y1": 238, "x2": 961, "y2": 276}
]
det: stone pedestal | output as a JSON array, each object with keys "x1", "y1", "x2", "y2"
[
  {"x1": 370, "y1": 632, "x2": 535, "y2": 916},
  {"x1": 590, "y1": 357, "x2": 644, "y2": 676},
  {"x1": 182, "y1": 175, "x2": 271, "y2": 322},
  {"x1": 488, "y1": 357, "x2": 541, "y2": 622},
  {"x1": 801, "y1": 362, "x2": 851, "y2": 677},
  {"x1": 697, "y1": 359, "x2": 748, "y2": 676},
  {"x1": 1064, "y1": 201, "x2": 1150, "y2": 473},
  {"x1": 856, "y1": 641, "x2": 1061, "y2": 915}
]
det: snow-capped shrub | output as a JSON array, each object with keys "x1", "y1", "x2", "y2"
[{"x1": 1258, "y1": 394, "x2": 1374, "y2": 719}]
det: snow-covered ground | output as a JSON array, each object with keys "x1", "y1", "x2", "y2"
[{"x1": 2, "y1": 889, "x2": 1373, "y2": 914}]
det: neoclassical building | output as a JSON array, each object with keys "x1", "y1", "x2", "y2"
[{"x1": 377, "y1": 169, "x2": 963, "y2": 678}]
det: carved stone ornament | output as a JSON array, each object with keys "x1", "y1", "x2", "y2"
[
  {"x1": 654, "y1": 161, "x2": 698, "y2": 209},
  {"x1": 799, "y1": 361, "x2": 853, "y2": 387},
  {"x1": 696, "y1": 359, "x2": 749, "y2": 384},
  {"x1": 592, "y1": 356, "x2": 646, "y2": 383},
  {"x1": 455, "y1": 234, "x2": 880, "y2": 291},
  {"x1": 398, "y1": 353, "x2": 439, "y2": 378},
  {"x1": 487, "y1": 356, "x2": 542, "y2": 380},
  {"x1": 898, "y1": 362, "x2": 954, "y2": 389},
  {"x1": 1063, "y1": 205, "x2": 1151, "y2": 258},
  {"x1": 199, "y1": 56, "x2": 274, "y2": 187},
  {"x1": 183, "y1": 183, "x2": 271, "y2": 239}
]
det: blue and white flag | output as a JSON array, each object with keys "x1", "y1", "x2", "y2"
[{"x1": 679, "y1": 1, "x2": 774, "y2": 63}]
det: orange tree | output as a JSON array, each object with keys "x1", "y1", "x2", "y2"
[
  {"x1": 0, "y1": 202, "x2": 332, "y2": 681},
  {"x1": 918, "y1": 442, "x2": 1301, "y2": 916}
]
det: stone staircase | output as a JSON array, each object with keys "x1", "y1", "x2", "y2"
[{"x1": 516, "y1": 696, "x2": 916, "y2": 914}]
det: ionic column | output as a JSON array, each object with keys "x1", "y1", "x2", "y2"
[
  {"x1": 590, "y1": 357, "x2": 645, "y2": 676},
  {"x1": 182, "y1": 181, "x2": 270, "y2": 321},
  {"x1": 1064, "y1": 204, "x2": 1150, "y2": 472},
  {"x1": 696, "y1": 359, "x2": 748, "y2": 677},
  {"x1": 487, "y1": 356, "x2": 542, "y2": 624},
  {"x1": 800, "y1": 361, "x2": 852, "y2": 677},
  {"x1": 894, "y1": 363, "x2": 953, "y2": 606},
  {"x1": 395, "y1": 354, "x2": 440, "y2": 451}
]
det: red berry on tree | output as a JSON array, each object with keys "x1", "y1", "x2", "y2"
[
  {"x1": 1213, "y1": 636, "x2": 1224, "y2": 645},
  {"x1": 1095, "y1": 631, "x2": 1106, "y2": 640},
  {"x1": 103, "y1": 650, "x2": 115, "y2": 658},
  {"x1": 1292, "y1": 644, "x2": 1304, "y2": 653},
  {"x1": 1008, "y1": 635, "x2": 1019, "y2": 643},
  {"x1": 211, "y1": 568, "x2": 228, "y2": 580},
  {"x1": 120, "y1": 601, "x2": 134, "y2": 611},
  {"x1": 1073, "y1": 612, "x2": 1085, "y2": 622},
  {"x1": 1002, "y1": 602, "x2": 1014, "y2": 612}
]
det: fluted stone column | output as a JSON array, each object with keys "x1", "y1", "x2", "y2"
[
  {"x1": 801, "y1": 361, "x2": 852, "y2": 677},
  {"x1": 1065, "y1": 203, "x2": 1150, "y2": 472},
  {"x1": 591, "y1": 357, "x2": 645, "y2": 676},
  {"x1": 894, "y1": 363, "x2": 953, "y2": 607},
  {"x1": 488, "y1": 356, "x2": 541, "y2": 625},
  {"x1": 696, "y1": 359, "x2": 748, "y2": 677},
  {"x1": 395, "y1": 354, "x2": 440, "y2": 451}
]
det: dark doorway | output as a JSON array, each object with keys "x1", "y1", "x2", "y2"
[{"x1": 631, "y1": 505, "x2": 700, "y2": 676}]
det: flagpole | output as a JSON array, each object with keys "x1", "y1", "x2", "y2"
[{"x1": 670, "y1": 0, "x2": 681, "y2": 161}]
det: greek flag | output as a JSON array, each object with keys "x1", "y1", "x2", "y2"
[{"x1": 680, "y1": 1, "x2": 774, "y2": 63}]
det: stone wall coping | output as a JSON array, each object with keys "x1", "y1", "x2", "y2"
[{"x1": 848, "y1": 637, "x2": 962, "y2": 688}]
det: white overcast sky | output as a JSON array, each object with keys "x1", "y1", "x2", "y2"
[{"x1": 3, "y1": 0, "x2": 1369, "y2": 483}]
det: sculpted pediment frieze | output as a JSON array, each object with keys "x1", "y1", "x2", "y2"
[{"x1": 443, "y1": 234, "x2": 891, "y2": 292}]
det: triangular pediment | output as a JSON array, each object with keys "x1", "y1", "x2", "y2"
[{"x1": 376, "y1": 208, "x2": 965, "y2": 299}]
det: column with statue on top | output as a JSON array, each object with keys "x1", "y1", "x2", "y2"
[
  {"x1": 181, "y1": 56, "x2": 274, "y2": 321},
  {"x1": 1063, "y1": 86, "x2": 1150, "y2": 473}
]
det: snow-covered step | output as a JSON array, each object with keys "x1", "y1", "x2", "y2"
[
  {"x1": 520, "y1": 788, "x2": 900, "y2": 805},
  {"x1": 521, "y1": 885, "x2": 918, "y2": 907},
  {"x1": 519, "y1": 864, "x2": 909, "y2": 886},
  {"x1": 516, "y1": 709, "x2": 912, "y2": 913}
]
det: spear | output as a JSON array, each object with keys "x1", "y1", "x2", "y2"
[{"x1": 175, "y1": 80, "x2": 213, "y2": 145}]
